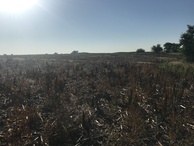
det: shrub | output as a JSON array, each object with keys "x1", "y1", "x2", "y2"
[
  {"x1": 136, "y1": 48, "x2": 145, "y2": 53},
  {"x1": 151, "y1": 44, "x2": 163, "y2": 53}
]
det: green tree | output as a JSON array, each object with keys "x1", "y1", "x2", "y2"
[
  {"x1": 164, "y1": 42, "x2": 180, "y2": 53},
  {"x1": 180, "y1": 25, "x2": 194, "y2": 61},
  {"x1": 151, "y1": 44, "x2": 163, "y2": 53}
]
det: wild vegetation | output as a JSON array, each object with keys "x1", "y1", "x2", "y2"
[{"x1": 0, "y1": 53, "x2": 193, "y2": 146}]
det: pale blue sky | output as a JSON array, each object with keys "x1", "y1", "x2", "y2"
[{"x1": 0, "y1": 0, "x2": 194, "y2": 54}]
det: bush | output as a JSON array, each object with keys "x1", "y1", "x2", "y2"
[
  {"x1": 136, "y1": 48, "x2": 145, "y2": 53},
  {"x1": 151, "y1": 44, "x2": 163, "y2": 53}
]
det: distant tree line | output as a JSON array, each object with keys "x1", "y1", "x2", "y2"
[
  {"x1": 149, "y1": 25, "x2": 194, "y2": 61},
  {"x1": 150, "y1": 43, "x2": 180, "y2": 53}
]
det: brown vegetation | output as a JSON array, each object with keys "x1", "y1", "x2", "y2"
[{"x1": 0, "y1": 53, "x2": 193, "y2": 145}]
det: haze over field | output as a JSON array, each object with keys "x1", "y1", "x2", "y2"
[{"x1": 0, "y1": 0, "x2": 194, "y2": 55}]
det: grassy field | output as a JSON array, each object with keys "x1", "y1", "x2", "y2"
[{"x1": 0, "y1": 53, "x2": 194, "y2": 146}]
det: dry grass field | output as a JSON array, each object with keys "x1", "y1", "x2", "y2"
[{"x1": 0, "y1": 53, "x2": 193, "y2": 146}]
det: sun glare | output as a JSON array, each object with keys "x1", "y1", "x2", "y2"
[{"x1": 0, "y1": 0, "x2": 38, "y2": 14}]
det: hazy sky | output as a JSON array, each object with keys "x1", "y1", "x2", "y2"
[{"x1": 0, "y1": 0, "x2": 194, "y2": 55}]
